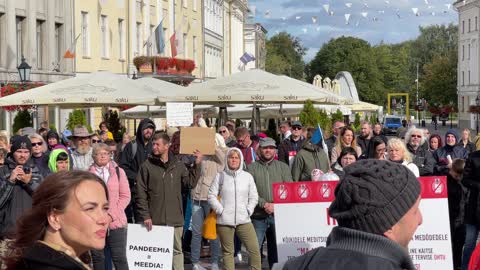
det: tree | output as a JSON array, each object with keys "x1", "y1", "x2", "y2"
[
  {"x1": 331, "y1": 109, "x2": 344, "y2": 124},
  {"x1": 266, "y1": 32, "x2": 306, "y2": 80},
  {"x1": 318, "y1": 109, "x2": 332, "y2": 137},
  {"x1": 299, "y1": 100, "x2": 321, "y2": 128},
  {"x1": 104, "y1": 110, "x2": 125, "y2": 142},
  {"x1": 422, "y1": 53, "x2": 457, "y2": 107},
  {"x1": 67, "y1": 109, "x2": 92, "y2": 132},
  {"x1": 265, "y1": 119, "x2": 280, "y2": 144},
  {"x1": 307, "y1": 36, "x2": 384, "y2": 104},
  {"x1": 12, "y1": 110, "x2": 32, "y2": 134}
]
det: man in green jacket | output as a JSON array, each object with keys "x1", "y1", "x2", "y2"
[
  {"x1": 291, "y1": 138, "x2": 330, "y2": 181},
  {"x1": 135, "y1": 133, "x2": 203, "y2": 270},
  {"x1": 247, "y1": 137, "x2": 293, "y2": 269}
]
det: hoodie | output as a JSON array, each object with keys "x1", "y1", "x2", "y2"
[
  {"x1": 291, "y1": 140, "x2": 330, "y2": 181},
  {"x1": 48, "y1": 149, "x2": 69, "y2": 173},
  {"x1": 208, "y1": 148, "x2": 259, "y2": 226},
  {"x1": 433, "y1": 129, "x2": 468, "y2": 175},
  {"x1": 119, "y1": 118, "x2": 156, "y2": 187}
]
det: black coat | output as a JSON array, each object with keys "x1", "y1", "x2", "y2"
[
  {"x1": 356, "y1": 135, "x2": 371, "y2": 159},
  {"x1": 13, "y1": 242, "x2": 89, "y2": 270},
  {"x1": 458, "y1": 141, "x2": 476, "y2": 155},
  {"x1": 447, "y1": 174, "x2": 468, "y2": 229},
  {"x1": 433, "y1": 145, "x2": 468, "y2": 176},
  {"x1": 462, "y1": 151, "x2": 480, "y2": 226},
  {"x1": 407, "y1": 144, "x2": 436, "y2": 176},
  {"x1": 277, "y1": 136, "x2": 305, "y2": 165}
]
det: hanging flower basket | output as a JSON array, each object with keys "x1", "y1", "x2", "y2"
[
  {"x1": 469, "y1": 105, "x2": 480, "y2": 114},
  {"x1": 1, "y1": 83, "x2": 45, "y2": 111},
  {"x1": 185, "y1": 60, "x2": 196, "y2": 73}
]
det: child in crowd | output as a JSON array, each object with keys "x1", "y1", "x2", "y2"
[{"x1": 48, "y1": 149, "x2": 70, "y2": 173}]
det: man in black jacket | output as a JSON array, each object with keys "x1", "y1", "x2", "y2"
[
  {"x1": 119, "y1": 118, "x2": 155, "y2": 223},
  {"x1": 277, "y1": 160, "x2": 422, "y2": 270},
  {"x1": 405, "y1": 127, "x2": 435, "y2": 176},
  {"x1": 277, "y1": 121, "x2": 305, "y2": 166},
  {"x1": 356, "y1": 121, "x2": 373, "y2": 159}
]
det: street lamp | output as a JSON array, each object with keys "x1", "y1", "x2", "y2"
[
  {"x1": 17, "y1": 56, "x2": 31, "y2": 83},
  {"x1": 476, "y1": 95, "x2": 480, "y2": 134}
]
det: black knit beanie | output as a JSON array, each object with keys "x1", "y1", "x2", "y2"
[
  {"x1": 10, "y1": 135, "x2": 32, "y2": 153},
  {"x1": 329, "y1": 159, "x2": 421, "y2": 235}
]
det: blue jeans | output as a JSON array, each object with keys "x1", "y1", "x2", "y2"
[
  {"x1": 462, "y1": 224, "x2": 479, "y2": 270},
  {"x1": 252, "y1": 216, "x2": 278, "y2": 269},
  {"x1": 191, "y1": 200, "x2": 220, "y2": 264},
  {"x1": 91, "y1": 227, "x2": 129, "y2": 270}
]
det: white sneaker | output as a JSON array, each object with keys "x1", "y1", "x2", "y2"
[
  {"x1": 234, "y1": 253, "x2": 243, "y2": 264},
  {"x1": 211, "y1": 263, "x2": 220, "y2": 270},
  {"x1": 192, "y1": 263, "x2": 207, "y2": 270}
]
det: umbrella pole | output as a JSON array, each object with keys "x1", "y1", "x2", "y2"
[{"x1": 252, "y1": 103, "x2": 257, "y2": 134}]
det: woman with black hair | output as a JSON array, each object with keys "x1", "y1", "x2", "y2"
[{"x1": 331, "y1": 147, "x2": 358, "y2": 178}]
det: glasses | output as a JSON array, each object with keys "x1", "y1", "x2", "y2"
[
  {"x1": 219, "y1": 130, "x2": 227, "y2": 134},
  {"x1": 237, "y1": 136, "x2": 248, "y2": 144},
  {"x1": 31, "y1": 142, "x2": 43, "y2": 147},
  {"x1": 292, "y1": 126, "x2": 302, "y2": 130},
  {"x1": 92, "y1": 139, "x2": 101, "y2": 143},
  {"x1": 411, "y1": 135, "x2": 422, "y2": 138}
]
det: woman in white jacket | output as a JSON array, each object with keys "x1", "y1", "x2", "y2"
[
  {"x1": 387, "y1": 138, "x2": 420, "y2": 177},
  {"x1": 208, "y1": 147, "x2": 261, "y2": 270}
]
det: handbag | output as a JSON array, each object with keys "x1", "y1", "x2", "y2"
[{"x1": 202, "y1": 173, "x2": 224, "y2": 240}]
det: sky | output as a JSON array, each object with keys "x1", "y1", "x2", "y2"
[{"x1": 247, "y1": 0, "x2": 459, "y2": 62}]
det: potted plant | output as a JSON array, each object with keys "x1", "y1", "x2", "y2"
[{"x1": 133, "y1": 56, "x2": 149, "y2": 71}]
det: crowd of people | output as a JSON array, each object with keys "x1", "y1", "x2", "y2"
[{"x1": 0, "y1": 116, "x2": 480, "y2": 270}]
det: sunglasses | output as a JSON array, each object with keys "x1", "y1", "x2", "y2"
[
  {"x1": 92, "y1": 139, "x2": 101, "y2": 143},
  {"x1": 31, "y1": 142, "x2": 43, "y2": 147},
  {"x1": 292, "y1": 126, "x2": 302, "y2": 130},
  {"x1": 411, "y1": 135, "x2": 422, "y2": 138},
  {"x1": 219, "y1": 130, "x2": 227, "y2": 134}
]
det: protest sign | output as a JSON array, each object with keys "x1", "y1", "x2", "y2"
[
  {"x1": 180, "y1": 127, "x2": 215, "y2": 155},
  {"x1": 127, "y1": 224, "x2": 174, "y2": 270},
  {"x1": 166, "y1": 102, "x2": 193, "y2": 127},
  {"x1": 273, "y1": 176, "x2": 453, "y2": 270}
]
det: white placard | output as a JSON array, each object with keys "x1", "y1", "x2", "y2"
[
  {"x1": 127, "y1": 224, "x2": 174, "y2": 270},
  {"x1": 166, "y1": 102, "x2": 193, "y2": 127}
]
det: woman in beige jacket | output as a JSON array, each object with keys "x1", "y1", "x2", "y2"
[{"x1": 190, "y1": 134, "x2": 227, "y2": 270}]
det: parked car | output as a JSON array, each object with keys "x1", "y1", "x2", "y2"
[{"x1": 383, "y1": 115, "x2": 403, "y2": 135}]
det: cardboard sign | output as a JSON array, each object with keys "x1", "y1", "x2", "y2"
[
  {"x1": 166, "y1": 102, "x2": 193, "y2": 127},
  {"x1": 127, "y1": 224, "x2": 174, "y2": 270},
  {"x1": 273, "y1": 177, "x2": 453, "y2": 270},
  {"x1": 180, "y1": 127, "x2": 215, "y2": 155}
]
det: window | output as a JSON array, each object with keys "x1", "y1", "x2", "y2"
[
  {"x1": 469, "y1": 70, "x2": 471, "y2": 84},
  {"x1": 462, "y1": 96, "x2": 465, "y2": 112},
  {"x1": 16, "y1": 17, "x2": 25, "y2": 65},
  {"x1": 81, "y1": 12, "x2": 89, "y2": 56},
  {"x1": 193, "y1": 0, "x2": 197, "y2": 11},
  {"x1": 101, "y1": 15, "x2": 108, "y2": 58},
  {"x1": 463, "y1": 20, "x2": 465, "y2": 34},
  {"x1": 163, "y1": 27, "x2": 167, "y2": 55},
  {"x1": 469, "y1": 44, "x2": 471, "y2": 59},
  {"x1": 192, "y1": 35, "x2": 197, "y2": 63},
  {"x1": 469, "y1": 18, "x2": 472, "y2": 32},
  {"x1": 149, "y1": 24, "x2": 155, "y2": 55},
  {"x1": 136, "y1": 22, "x2": 142, "y2": 54},
  {"x1": 54, "y1": 23, "x2": 64, "y2": 65},
  {"x1": 463, "y1": 71, "x2": 465, "y2": 86},
  {"x1": 36, "y1": 20, "x2": 45, "y2": 69},
  {"x1": 118, "y1": 19, "x2": 125, "y2": 59},
  {"x1": 183, "y1": 33, "x2": 187, "y2": 58},
  {"x1": 463, "y1": 45, "x2": 465, "y2": 61}
]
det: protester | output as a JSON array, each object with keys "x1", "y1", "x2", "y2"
[
  {"x1": 387, "y1": 138, "x2": 420, "y2": 177},
  {"x1": 3, "y1": 171, "x2": 109, "y2": 270},
  {"x1": 234, "y1": 127, "x2": 259, "y2": 165},
  {"x1": 120, "y1": 118, "x2": 155, "y2": 223},
  {"x1": 405, "y1": 127, "x2": 435, "y2": 176},
  {"x1": 277, "y1": 160, "x2": 422, "y2": 270},
  {"x1": 330, "y1": 126, "x2": 362, "y2": 164},
  {"x1": 38, "y1": 127, "x2": 48, "y2": 142},
  {"x1": 429, "y1": 134, "x2": 442, "y2": 153},
  {"x1": 135, "y1": 133, "x2": 202, "y2": 270},
  {"x1": 356, "y1": 121, "x2": 373, "y2": 159},
  {"x1": 433, "y1": 129, "x2": 468, "y2": 176},
  {"x1": 99, "y1": 121, "x2": 114, "y2": 140},
  {"x1": 28, "y1": 133, "x2": 51, "y2": 176},
  {"x1": 279, "y1": 121, "x2": 291, "y2": 140},
  {"x1": 0, "y1": 148, "x2": 7, "y2": 167},
  {"x1": 225, "y1": 121, "x2": 236, "y2": 138},
  {"x1": 190, "y1": 134, "x2": 226, "y2": 270},
  {"x1": 459, "y1": 128, "x2": 476, "y2": 154},
  {"x1": 0, "y1": 136, "x2": 45, "y2": 265},
  {"x1": 277, "y1": 121, "x2": 305, "y2": 166},
  {"x1": 218, "y1": 125, "x2": 236, "y2": 147},
  {"x1": 372, "y1": 122, "x2": 388, "y2": 145},
  {"x1": 331, "y1": 147, "x2": 358, "y2": 179},
  {"x1": 115, "y1": 133, "x2": 131, "y2": 163},
  {"x1": 461, "y1": 149, "x2": 480, "y2": 270},
  {"x1": 0, "y1": 133, "x2": 9, "y2": 151},
  {"x1": 46, "y1": 130, "x2": 61, "y2": 151},
  {"x1": 447, "y1": 159, "x2": 467, "y2": 270},
  {"x1": 48, "y1": 149, "x2": 70, "y2": 173},
  {"x1": 62, "y1": 130, "x2": 73, "y2": 151},
  {"x1": 367, "y1": 136, "x2": 387, "y2": 160},
  {"x1": 208, "y1": 148, "x2": 261, "y2": 270},
  {"x1": 291, "y1": 130, "x2": 330, "y2": 181},
  {"x1": 99, "y1": 131, "x2": 109, "y2": 143},
  {"x1": 89, "y1": 143, "x2": 131, "y2": 270},
  {"x1": 70, "y1": 125, "x2": 95, "y2": 171},
  {"x1": 325, "y1": 120, "x2": 346, "y2": 160},
  {"x1": 91, "y1": 133, "x2": 101, "y2": 144},
  {"x1": 248, "y1": 137, "x2": 293, "y2": 268}
]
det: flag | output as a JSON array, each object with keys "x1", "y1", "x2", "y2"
[
  {"x1": 170, "y1": 33, "x2": 177, "y2": 57},
  {"x1": 240, "y1": 52, "x2": 255, "y2": 64},
  {"x1": 154, "y1": 20, "x2": 165, "y2": 54},
  {"x1": 63, "y1": 34, "x2": 81, "y2": 59},
  {"x1": 311, "y1": 124, "x2": 329, "y2": 162}
]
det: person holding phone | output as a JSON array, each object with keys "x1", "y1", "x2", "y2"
[{"x1": 0, "y1": 135, "x2": 45, "y2": 265}]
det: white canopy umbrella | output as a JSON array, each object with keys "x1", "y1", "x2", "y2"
[
  {"x1": 157, "y1": 69, "x2": 353, "y2": 105},
  {"x1": 120, "y1": 104, "x2": 218, "y2": 119},
  {"x1": 0, "y1": 71, "x2": 167, "y2": 107}
]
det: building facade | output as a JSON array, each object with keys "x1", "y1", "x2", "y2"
[
  {"x1": 0, "y1": 0, "x2": 75, "y2": 132},
  {"x1": 455, "y1": 0, "x2": 480, "y2": 130},
  {"x1": 244, "y1": 23, "x2": 267, "y2": 70}
]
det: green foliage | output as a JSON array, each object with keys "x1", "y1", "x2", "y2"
[
  {"x1": 422, "y1": 53, "x2": 458, "y2": 108},
  {"x1": 331, "y1": 109, "x2": 344, "y2": 124},
  {"x1": 265, "y1": 119, "x2": 280, "y2": 144},
  {"x1": 266, "y1": 32, "x2": 306, "y2": 80},
  {"x1": 299, "y1": 100, "x2": 321, "y2": 128},
  {"x1": 235, "y1": 119, "x2": 242, "y2": 128},
  {"x1": 12, "y1": 110, "x2": 32, "y2": 134},
  {"x1": 350, "y1": 113, "x2": 361, "y2": 132},
  {"x1": 318, "y1": 109, "x2": 332, "y2": 137},
  {"x1": 49, "y1": 124, "x2": 57, "y2": 133},
  {"x1": 67, "y1": 109, "x2": 92, "y2": 132},
  {"x1": 104, "y1": 110, "x2": 125, "y2": 142}
]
